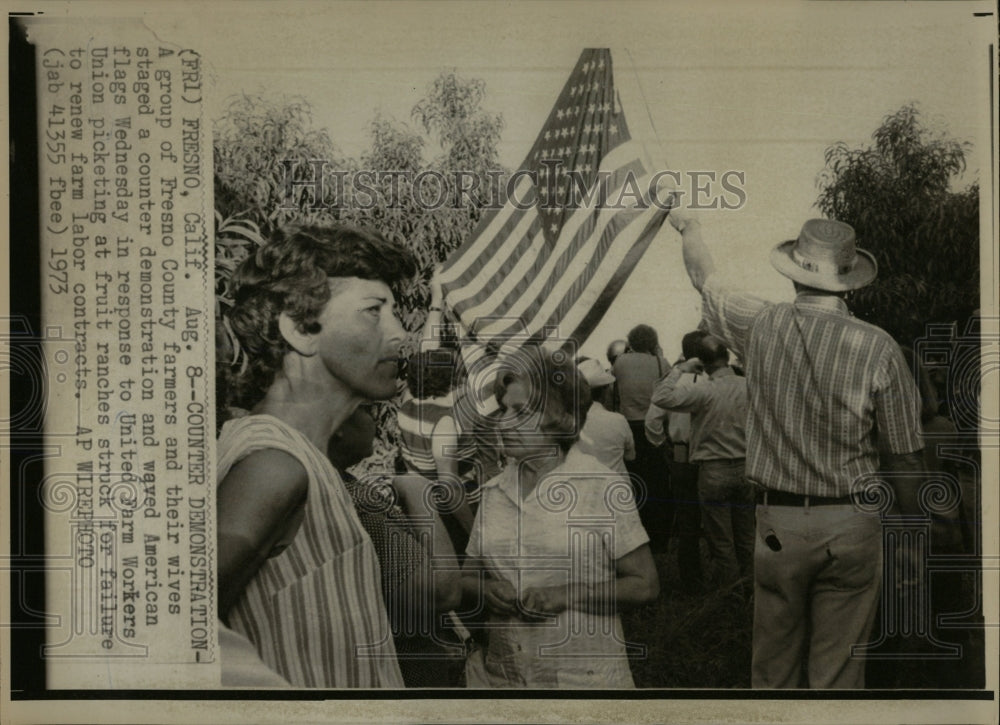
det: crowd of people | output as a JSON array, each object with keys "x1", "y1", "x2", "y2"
[{"x1": 214, "y1": 211, "x2": 970, "y2": 689}]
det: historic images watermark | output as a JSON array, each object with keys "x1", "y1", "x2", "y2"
[{"x1": 279, "y1": 159, "x2": 749, "y2": 212}]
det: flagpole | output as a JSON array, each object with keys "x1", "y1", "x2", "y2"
[{"x1": 614, "y1": 48, "x2": 669, "y2": 174}]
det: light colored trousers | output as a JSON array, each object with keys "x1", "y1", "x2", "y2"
[{"x1": 752, "y1": 502, "x2": 883, "y2": 689}]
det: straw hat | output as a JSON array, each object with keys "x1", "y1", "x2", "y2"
[
  {"x1": 770, "y1": 219, "x2": 877, "y2": 292},
  {"x1": 577, "y1": 358, "x2": 615, "y2": 388}
]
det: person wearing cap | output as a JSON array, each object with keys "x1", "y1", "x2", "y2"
[
  {"x1": 667, "y1": 211, "x2": 924, "y2": 689},
  {"x1": 576, "y1": 358, "x2": 636, "y2": 476}
]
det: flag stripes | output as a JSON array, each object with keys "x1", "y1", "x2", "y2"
[{"x1": 440, "y1": 48, "x2": 670, "y2": 352}]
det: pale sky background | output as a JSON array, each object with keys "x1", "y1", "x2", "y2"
[{"x1": 164, "y1": 0, "x2": 992, "y2": 362}]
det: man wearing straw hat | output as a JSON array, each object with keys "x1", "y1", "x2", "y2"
[{"x1": 667, "y1": 212, "x2": 924, "y2": 689}]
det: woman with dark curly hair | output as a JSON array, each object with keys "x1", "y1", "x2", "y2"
[
  {"x1": 461, "y1": 345, "x2": 659, "y2": 688},
  {"x1": 216, "y1": 224, "x2": 415, "y2": 688}
]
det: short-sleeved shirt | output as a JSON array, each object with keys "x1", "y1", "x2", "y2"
[
  {"x1": 398, "y1": 392, "x2": 481, "y2": 502},
  {"x1": 699, "y1": 274, "x2": 922, "y2": 497},
  {"x1": 576, "y1": 401, "x2": 636, "y2": 475},
  {"x1": 612, "y1": 352, "x2": 670, "y2": 421},
  {"x1": 651, "y1": 365, "x2": 747, "y2": 462},
  {"x1": 466, "y1": 448, "x2": 649, "y2": 688}
]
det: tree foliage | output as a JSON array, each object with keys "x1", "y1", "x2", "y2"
[
  {"x1": 815, "y1": 104, "x2": 979, "y2": 347},
  {"x1": 347, "y1": 71, "x2": 506, "y2": 348},
  {"x1": 413, "y1": 71, "x2": 505, "y2": 183},
  {"x1": 214, "y1": 94, "x2": 346, "y2": 235},
  {"x1": 213, "y1": 74, "x2": 506, "y2": 457},
  {"x1": 344, "y1": 73, "x2": 506, "y2": 460}
]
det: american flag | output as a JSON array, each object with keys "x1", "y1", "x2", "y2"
[{"x1": 439, "y1": 48, "x2": 673, "y2": 352}]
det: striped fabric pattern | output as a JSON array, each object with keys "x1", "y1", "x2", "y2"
[
  {"x1": 397, "y1": 397, "x2": 454, "y2": 478},
  {"x1": 439, "y1": 48, "x2": 671, "y2": 350},
  {"x1": 397, "y1": 395, "x2": 482, "y2": 503},
  {"x1": 700, "y1": 276, "x2": 923, "y2": 498},
  {"x1": 217, "y1": 414, "x2": 404, "y2": 688}
]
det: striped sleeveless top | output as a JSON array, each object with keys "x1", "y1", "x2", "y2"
[{"x1": 217, "y1": 414, "x2": 404, "y2": 688}]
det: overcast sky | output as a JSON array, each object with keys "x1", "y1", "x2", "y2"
[{"x1": 183, "y1": 0, "x2": 993, "y2": 360}]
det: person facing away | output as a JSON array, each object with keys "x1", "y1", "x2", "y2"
[
  {"x1": 216, "y1": 224, "x2": 414, "y2": 688},
  {"x1": 575, "y1": 358, "x2": 635, "y2": 476},
  {"x1": 652, "y1": 333, "x2": 753, "y2": 595},
  {"x1": 606, "y1": 339, "x2": 628, "y2": 368},
  {"x1": 612, "y1": 324, "x2": 672, "y2": 546},
  {"x1": 644, "y1": 329, "x2": 708, "y2": 574},
  {"x1": 397, "y1": 346, "x2": 477, "y2": 545},
  {"x1": 328, "y1": 406, "x2": 467, "y2": 688},
  {"x1": 667, "y1": 209, "x2": 924, "y2": 689}
]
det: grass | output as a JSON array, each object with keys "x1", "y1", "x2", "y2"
[
  {"x1": 622, "y1": 545, "x2": 984, "y2": 690},
  {"x1": 348, "y1": 444, "x2": 983, "y2": 690},
  {"x1": 621, "y1": 543, "x2": 753, "y2": 689}
]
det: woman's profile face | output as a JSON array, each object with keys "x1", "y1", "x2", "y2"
[{"x1": 312, "y1": 277, "x2": 407, "y2": 401}]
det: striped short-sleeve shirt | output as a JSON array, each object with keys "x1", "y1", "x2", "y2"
[
  {"x1": 397, "y1": 395, "x2": 455, "y2": 478},
  {"x1": 217, "y1": 414, "x2": 404, "y2": 688},
  {"x1": 700, "y1": 275, "x2": 923, "y2": 497},
  {"x1": 397, "y1": 393, "x2": 481, "y2": 503}
]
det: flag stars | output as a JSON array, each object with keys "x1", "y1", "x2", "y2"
[{"x1": 556, "y1": 109, "x2": 565, "y2": 120}]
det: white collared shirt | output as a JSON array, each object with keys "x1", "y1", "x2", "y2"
[{"x1": 466, "y1": 448, "x2": 648, "y2": 687}]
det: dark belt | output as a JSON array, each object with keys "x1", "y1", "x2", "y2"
[{"x1": 756, "y1": 490, "x2": 854, "y2": 507}]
